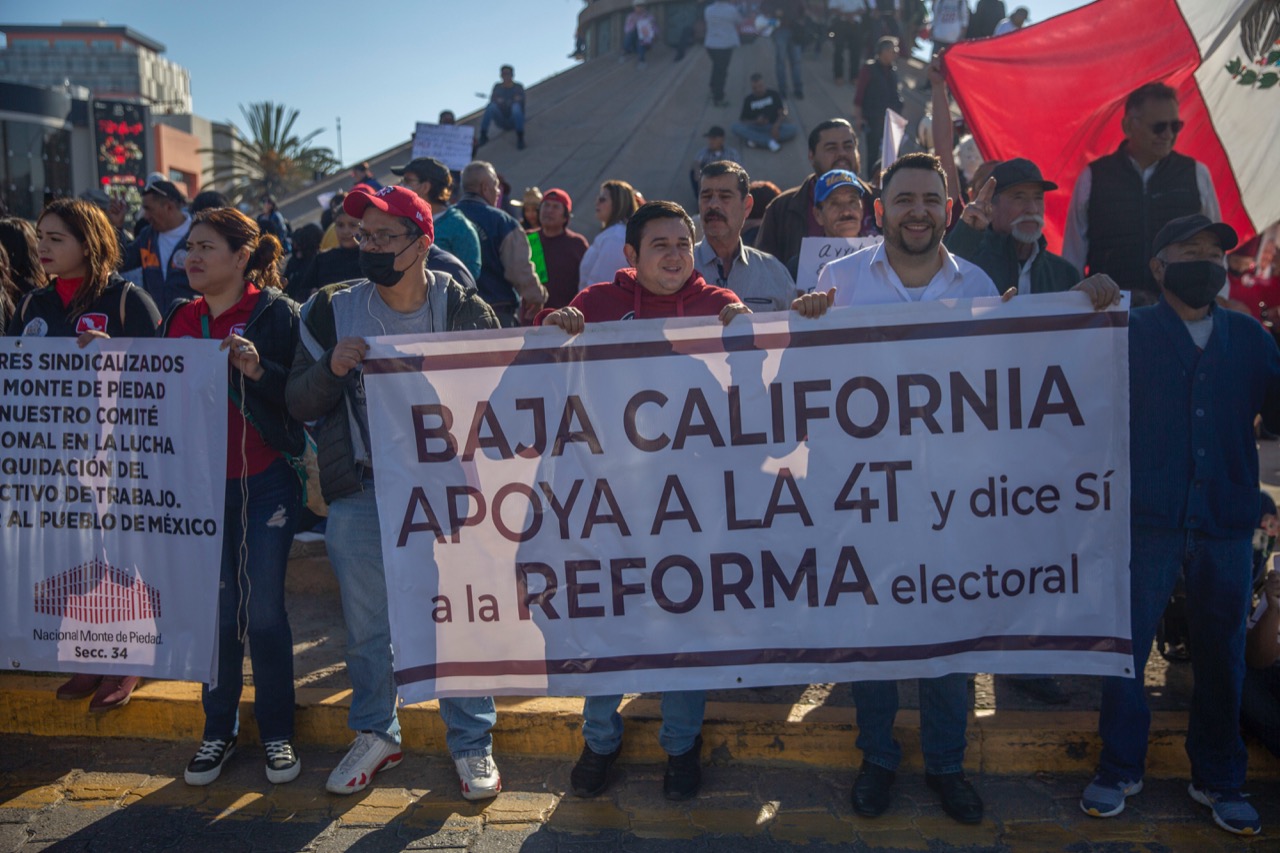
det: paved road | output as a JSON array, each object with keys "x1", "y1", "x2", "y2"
[{"x1": 1, "y1": 736, "x2": 1277, "y2": 852}]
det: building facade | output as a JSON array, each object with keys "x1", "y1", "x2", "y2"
[{"x1": 0, "y1": 21, "x2": 192, "y2": 114}]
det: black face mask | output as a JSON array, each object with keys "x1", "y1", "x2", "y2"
[
  {"x1": 359, "y1": 241, "x2": 417, "y2": 287},
  {"x1": 1161, "y1": 260, "x2": 1226, "y2": 310}
]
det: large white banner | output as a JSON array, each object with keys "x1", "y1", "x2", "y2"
[
  {"x1": 1, "y1": 338, "x2": 226, "y2": 681},
  {"x1": 363, "y1": 293, "x2": 1132, "y2": 701}
]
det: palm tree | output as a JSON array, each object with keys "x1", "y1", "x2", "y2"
[{"x1": 202, "y1": 102, "x2": 339, "y2": 204}]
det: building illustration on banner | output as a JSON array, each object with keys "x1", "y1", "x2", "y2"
[{"x1": 33, "y1": 559, "x2": 161, "y2": 624}]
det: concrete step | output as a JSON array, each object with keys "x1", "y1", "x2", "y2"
[{"x1": 2, "y1": 675, "x2": 1275, "y2": 781}]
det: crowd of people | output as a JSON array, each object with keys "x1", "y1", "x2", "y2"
[{"x1": 1, "y1": 0, "x2": 1278, "y2": 841}]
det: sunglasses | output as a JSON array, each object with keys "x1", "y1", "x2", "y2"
[{"x1": 1149, "y1": 120, "x2": 1185, "y2": 135}]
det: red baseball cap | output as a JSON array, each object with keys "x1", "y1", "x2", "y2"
[
  {"x1": 541, "y1": 188, "x2": 572, "y2": 216},
  {"x1": 344, "y1": 185, "x2": 434, "y2": 243}
]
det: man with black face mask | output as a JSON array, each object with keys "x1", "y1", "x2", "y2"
[
  {"x1": 1080, "y1": 214, "x2": 1280, "y2": 838},
  {"x1": 285, "y1": 186, "x2": 505, "y2": 802}
]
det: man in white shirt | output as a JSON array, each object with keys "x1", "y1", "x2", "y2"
[
  {"x1": 994, "y1": 7, "x2": 1028, "y2": 35},
  {"x1": 695, "y1": 160, "x2": 796, "y2": 311},
  {"x1": 815, "y1": 152, "x2": 1000, "y2": 306},
  {"x1": 703, "y1": 0, "x2": 741, "y2": 106},
  {"x1": 799, "y1": 153, "x2": 990, "y2": 825},
  {"x1": 113, "y1": 177, "x2": 194, "y2": 312}
]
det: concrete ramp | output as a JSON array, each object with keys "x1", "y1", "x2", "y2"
[{"x1": 281, "y1": 40, "x2": 930, "y2": 238}]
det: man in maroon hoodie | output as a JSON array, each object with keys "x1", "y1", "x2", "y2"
[
  {"x1": 539, "y1": 201, "x2": 749, "y2": 331},
  {"x1": 537, "y1": 201, "x2": 747, "y2": 802}
]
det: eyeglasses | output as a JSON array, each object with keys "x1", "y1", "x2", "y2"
[
  {"x1": 1149, "y1": 120, "x2": 1185, "y2": 135},
  {"x1": 353, "y1": 228, "x2": 416, "y2": 247}
]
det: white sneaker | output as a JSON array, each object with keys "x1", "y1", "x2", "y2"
[
  {"x1": 455, "y1": 754, "x2": 502, "y2": 801},
  {"x1": 325, "y1": 732, "x2": 403, "y2": 795},
  {"x1": 767, "y1": 139, "x2": 782, "y2": 152}
]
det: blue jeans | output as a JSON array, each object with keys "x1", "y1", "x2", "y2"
[
  {"x1": 583, "y1": 690, "x2": 705, "y2": 756},
  {"x1": 623, "y1": 29, "x2": 651, "y2": 62},
  {"x1": 851, "y1": 675, "x2": 969, "y2": 775},
  {"x1": 1098, "y1": 527, "x2": 1252, "y2": 790},
  {"x1": 772, "y1": 29, "x2": 804, "y2": 96},
  {"x1": 202, "y1": 459, "x2": 301, "y2": 742},
  {"x1": 326, "y1": 485, "x2": 497, "y2": 758},
  {"x1": 480, "y1": 102, "x2": 524, "y2": 135},
  {"x1": 730, "y1": 121, "x2": 799, "y2": 148}
]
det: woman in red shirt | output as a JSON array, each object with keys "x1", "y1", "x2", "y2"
[
  {"x1": 15, "y1": 199, "x2": 161, "y2": 711},
  {"x1": 163, "y1": 207, "x2": 306, "y2": 787}
]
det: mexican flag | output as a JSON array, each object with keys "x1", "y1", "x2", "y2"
[{"x1": 943, "y1": 0, "x2": 1280, "y2": 251}]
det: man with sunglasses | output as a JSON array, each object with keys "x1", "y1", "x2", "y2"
[
  {"x1": 1063, "y1": 82, "x2": 1220, "y2": 306},
  {"x1": 286, "y1": 186, "x2": 504, "y2": 802}
]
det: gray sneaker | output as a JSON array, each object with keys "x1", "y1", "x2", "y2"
[
  {"x1": 1188, "y1": 784, "x2": 1261, "y2": 836},
  {"x1": 1080, "y1": 772, "x2": 1143, "y2": 817}
]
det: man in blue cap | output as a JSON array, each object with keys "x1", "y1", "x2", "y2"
[{"x1": 1081, "y1": 214, "x2": 1280, "y2": 837}]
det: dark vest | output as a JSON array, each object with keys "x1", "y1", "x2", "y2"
[
  {"x1": 456, "y1": 197, "x2": 519, "y2": 306},
  {"x1": 861, "y1": 61, "x2": 903, "y2": 119},
  {"x1": 1086, "y1": 145, "x2": 1201, "y2": 294}
]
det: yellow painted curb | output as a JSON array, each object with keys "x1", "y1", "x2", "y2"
[{"x1": 2, "y1": 675, "x2": 1274, "y2": 779}]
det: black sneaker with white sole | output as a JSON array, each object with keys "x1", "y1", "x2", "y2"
[
  {"x1": 264, "y1": 739, "x2": 301, "y2": 784},
  {"x1": 184, "y1": 737, "x2": 236, "y2": 786}
]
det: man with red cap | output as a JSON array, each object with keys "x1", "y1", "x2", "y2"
[
  {"x1": 285, "y1": 185, "x2": 503, "y2": 801},
  {"x1": 531, "y1": 188, "x2": 589, "y2": 309}
]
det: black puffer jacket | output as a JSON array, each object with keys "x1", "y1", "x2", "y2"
[{"x1": 162, "y1": 286, "x2": 305, "y2": 459}]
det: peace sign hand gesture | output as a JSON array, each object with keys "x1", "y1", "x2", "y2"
[{"x1": 961, "y1": 176, "x2": 997, "y2": 232}]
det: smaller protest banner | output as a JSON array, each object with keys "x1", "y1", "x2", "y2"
[
  {"x1": 412, "y1": 123, "x2": 476, "y2": 172},
  {"x1": 1, "y1": 338, "x2": 227, "y2": 682},
  {"x1": 795, "y1": 236, "x2": 882, "y2": 293}
]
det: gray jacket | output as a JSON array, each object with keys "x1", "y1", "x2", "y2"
[{"x1": 285, "y1": 272, "x2": 499, "y2": 503}]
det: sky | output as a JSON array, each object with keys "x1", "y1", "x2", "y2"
[{"x1": 0, "y1": 0, "x2": 1091, "y2": 167}]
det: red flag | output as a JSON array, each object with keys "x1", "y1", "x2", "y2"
[{"x1": 942, "y1": 0, "x2": 1276, "y2": 253}]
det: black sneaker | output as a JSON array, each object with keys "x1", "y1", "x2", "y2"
[
  {"x1": 264, "y1": 739, "x2": 301, "y2": 784},
  {"x1": 926, "y1": 772, "x2": 984, "y2": 824},
  {"x1": 851, "y1": 763, "x2": 895, "y2": 817},
  {"x1": 662, "y1": 735, "x2": 702, "y2": 801},
  {"x1": 570, "y1": 743, "x2": 621, "y2": 797},
  {"x1": 184, "y1": 736, "x2": 236, "y2": 786}
]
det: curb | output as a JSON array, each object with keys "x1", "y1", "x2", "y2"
[{"x1": 2, "y1": 675, "x2": 1275, "y2": 779}]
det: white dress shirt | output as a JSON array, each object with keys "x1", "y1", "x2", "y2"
[{"x1": 819, "y1": 241, "x2": 999, "y2": 306}]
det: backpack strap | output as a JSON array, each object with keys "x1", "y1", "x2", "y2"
[{"x1": 16, "y1": 291, "x2": 36, "y2": 327}]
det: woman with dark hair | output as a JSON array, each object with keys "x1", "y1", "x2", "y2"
[
  {"x1": 0, "y1": 244, "x2": 15, "y2": 332},
  {"x1": 256, "y1": 195, "x2": 290, "y2": 252},
  {"x1": 288, "y1": 205, "x2": 361, "y2": 302},
  {"x1": 578, "y1": 179, "x2": 641, "y2": 289},
  {"x1": 7, "y1": 198, "x2": 160, "y2": 340},
  {"x1": 283, "y1": 222, "x2": 323, "y2": 300},
  {"x1": 8, "y1": 198, "x2": 161, "y2": 710},
  {"x1": 0, "y1": 216, "x2": 48, "y2": 296},
  {"x1": 165, "y1": 207, "x2": 305, "y2": 786}
]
